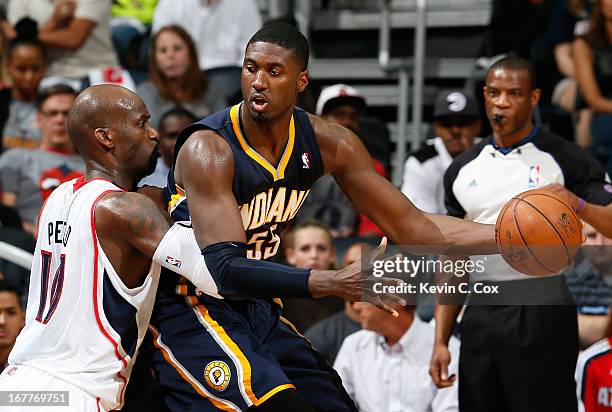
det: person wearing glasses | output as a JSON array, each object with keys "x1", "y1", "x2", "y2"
[
  {"x1": 401, "y1": 90, "x2": 482, "y2": 214},
  {"x1": 0, "y1": 84, "x2": 84, "y2": 235}
]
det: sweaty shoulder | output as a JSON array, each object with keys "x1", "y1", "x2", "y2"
[
  {"x1": 175, "y1": 129, "x2": 235, "y2": 190},
  {"x1": 95, "y1": 191, "x2": 167, "y2": 234},
  {"x1": 308, "y1": 113, "x2": 370, "y2": 174}
]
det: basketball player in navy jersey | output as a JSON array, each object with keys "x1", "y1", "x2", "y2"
[{"x1": 154, "y1": 23, "x2": 496, "y2": 411}]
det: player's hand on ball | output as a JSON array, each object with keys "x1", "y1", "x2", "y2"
[
  {"x1": 543, "y1": 183, "x2": 580, "y2": 212},
  {"x1": 430, "y1": 343, "x2": 456, "y2": 388},
  {"x1": 330, "y1": 237, "x2": 406, "y2": 317}
]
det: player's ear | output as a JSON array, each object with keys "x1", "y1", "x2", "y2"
[
  {"x1": 94, "y1": 127, "x2": 114, "y2": 149},
  {"x1": 530, "y1": 88, "x2": 541, "y2": 109},
  {"x1": 297, "y1": 70, "x2": 308, "y2": 93}
]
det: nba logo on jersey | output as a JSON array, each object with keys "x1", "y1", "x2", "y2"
[
  {"x1": 165, "y1": 256, "x2": 182, "y2": 268},
  {"x1": 528, "y1": 165, "x2": 541, "y2": 188},
  {"x1": 302, "y1": 152, "x2": 311, "y2": 169}
]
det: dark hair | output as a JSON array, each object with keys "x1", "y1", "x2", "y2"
[
  {"x1": 36, "y1": 84, "x2": 77, "y2": 110},
  {"x1": 149, "y1": 25, "x2": 208, "y2": 103},
  {"x1": 246, "y1": 22, "x2": 310, "y2": 71},
  {"x1": 0, "y1": 279, "x2": 22, "y2": 308},
  {"x1": 8, "y1": 17, "x2": 47, "y2": 61},
  {"x1": 159, "y1": 107, "x2": 198, "y2": 128},
  {"x1": 586, "y1": 0, "x2": 609, "y2": 49},
  {"x1": 486, "y1": 56, "x2": 537, "y2": 90}
]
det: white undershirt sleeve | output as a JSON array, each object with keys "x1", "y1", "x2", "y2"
[{"x1": 152, "y1": 222, "x2": 222, "y2": 299}]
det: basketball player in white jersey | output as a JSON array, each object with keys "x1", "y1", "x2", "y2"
[
  {"x1": 0, "y1": 85, "x2": 223, "y2": 412},
  {"x1": 0, "y1": 84, "x2": 399, "y2": 412}
]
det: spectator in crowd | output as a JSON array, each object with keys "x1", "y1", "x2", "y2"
[
  {"x1": 137, "y1": 25, "x2": 226, "y2": 128},
  {"x1": 0, "y1": 84, "x2": 84, "y2": 235},
  {"x1": 431, "y1": 57, "x2": 612, "y2": 412},
  {"x1": 139, "y1": 107, "x2": 196, "y2": 188},
  {"x1": 0, "y1": 280, "x2": 24, "y2": 372},
  {"x1": 282, "y1": 221, "x2": 343, "y2": 332},
  {"x1": 296, "y1": 84, "x2": 386, "y2": 238},
  {"x1": 304, "y1": 242, "x2": 369, "y2": 364},
  {"x1": 574, "y1": 0, "x2": 612, "y2": 177},
  {"x1": 335, "y1": 302, "x2": 459, "y2": 412},
  {"x1": 575, "y1": 313, "x2": 612, "y2": 412},
  {"x1": 401, "y1": 89, "x2": 481, "y2": 214},
  {"x1": 152, "y1": 0, "x2": 262, "y2": 101},
  {"x1": 110, "y1": 0, "x2": 158, "y2": 79},
  {"x1": 564, "y1": 222, "x2": 612, "y2": 348},
  {"x1": 7, "y1": 0, "x2": 119, "y2": 87},
  {"x1": 2, "y1": 18, "x2": 47, "y2": 150},
  {"x1": 548, "y1": 0, "x2": 592, "y2": 147}
]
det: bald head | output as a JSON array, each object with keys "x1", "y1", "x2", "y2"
[{"x1": 67, "y1": 85, "x2": 143, "y2": 157}]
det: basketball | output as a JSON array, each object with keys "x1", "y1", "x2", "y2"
[{"x1": 496, "y1": 189, "x2": 583, "y2": 276}]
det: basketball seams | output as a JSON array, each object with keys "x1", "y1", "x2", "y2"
[
  {"x1": 511, "y1": 199, "x2": 553, "y2": 274},
  {"x1": 515, "y1": 197, "x2": 570, "y2": 270}
]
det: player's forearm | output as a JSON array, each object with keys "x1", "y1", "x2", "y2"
[
  {"x1": 396, "y1": 213, "x2": 497, "y2": 255},
  {"x1": 202, "y1": 241, "x2": 312, "y2": 299},
  {"x1": 580, "y1": 203, "x2": 612, "y2": 238},
  {"x1": 434, "y1": 303, "x2": 462, "y2": 346}
]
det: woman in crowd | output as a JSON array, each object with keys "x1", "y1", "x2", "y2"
[
  {"x1": 574, "y1": 0, "x2": 612, "y2": 177},
  {"x1": 2, "y1": 18, "x2": 47, "y2": 150},
  {"x1": 137, "y1": 25, "x2": 226, "y2": 127}
]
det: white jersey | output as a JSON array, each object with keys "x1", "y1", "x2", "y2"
[{"x1": 8, "y1": 177, "x2": 161, "y2": 411}]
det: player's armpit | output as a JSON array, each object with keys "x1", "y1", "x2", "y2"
[{"x1": 94, "y1": 191, "x2": 172, "y2": 258}]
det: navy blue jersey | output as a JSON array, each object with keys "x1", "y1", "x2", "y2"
[{"x1": 165, "y1": 103, "x2": 324, "y2": 260}]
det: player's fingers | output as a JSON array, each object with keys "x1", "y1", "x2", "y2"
[
  {"x1": 439, "y1": 359, "x2": 449, "y2": 381},
  {"x1": 368, "y1": 236, "x2": 387, "y2": 264}
]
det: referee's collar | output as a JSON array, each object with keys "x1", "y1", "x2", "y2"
[{"x1": 491, "y1": 126, "x2": 540, "y2": 155}]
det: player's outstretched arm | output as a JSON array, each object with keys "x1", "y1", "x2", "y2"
[
  {"x1": 174, "y1": 130, "x2": 404, "y2": 309},
  {"x1": 545, "y1": 183, "x2": 612, "y2": 239},
  {"x1": 311, "y1": 115, "x2": 496, "y2": 254}
]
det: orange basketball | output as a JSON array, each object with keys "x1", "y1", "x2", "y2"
[{"x1": 495, "y1": 189, "x2": 583, "y2": 276}]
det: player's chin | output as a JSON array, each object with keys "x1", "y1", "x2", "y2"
[{"x1": 247, "y1": 105, "x2": 270, "y2": 123}]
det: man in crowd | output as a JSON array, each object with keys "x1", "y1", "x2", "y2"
[
  {"x1": 401, "y1": 89, "x2": 481, "y2": 214},
  {"x1": 296, "y1": 84, "x2": 386, "y2": 237},
  {"x1": 430, "y1": 56, "x2": 612, "y2": 412},
  {"x1": 0, "y1": 84, "x2": 84, "y2": 235},
  {"x1": 0, "y1": 280, "x2": 24, "y2": 372},
  {"x1": 335, "y1": 302, "x2": 459, "y2": 411}
]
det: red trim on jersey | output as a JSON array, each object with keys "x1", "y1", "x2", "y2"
[
  {"x1": 96, "y1": 397, "x2": 101, "y2": 412},
  {"x1": 73, "y1": 177, "x2": 119, "y2": 192},
  {"x1": 90, "y1": 189, "x2": 129, "y2": 407}
]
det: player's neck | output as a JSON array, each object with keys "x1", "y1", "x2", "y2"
[
  {"x1": 85, "y1": 164, "x2": 134, "y2": 191},
  {"x1": 241, "y1": 107, "x2": 293, "y2": 155},
  {"x1": 493, "y1": 122, "x2": 535, "y2": 148}
]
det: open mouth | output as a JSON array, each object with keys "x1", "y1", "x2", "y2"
[
  {"x1": 492, "y1": 114, "x2": 506, "y2": 125},
  {"x1": 251, "y1": 95, "x2": 269, "y2": 112}
]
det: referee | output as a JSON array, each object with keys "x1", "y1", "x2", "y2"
[{"x1": 429, "y1": 56, "x2": 612, "y2": 412}]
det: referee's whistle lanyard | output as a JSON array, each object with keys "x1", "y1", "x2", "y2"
[{"x1": 492, "y1": 126, "x2": 540, "y2": 155}]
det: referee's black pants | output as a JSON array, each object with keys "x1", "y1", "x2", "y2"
[{"x1": 459, "y1": 304, "x2": 578, "y2": 412}]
